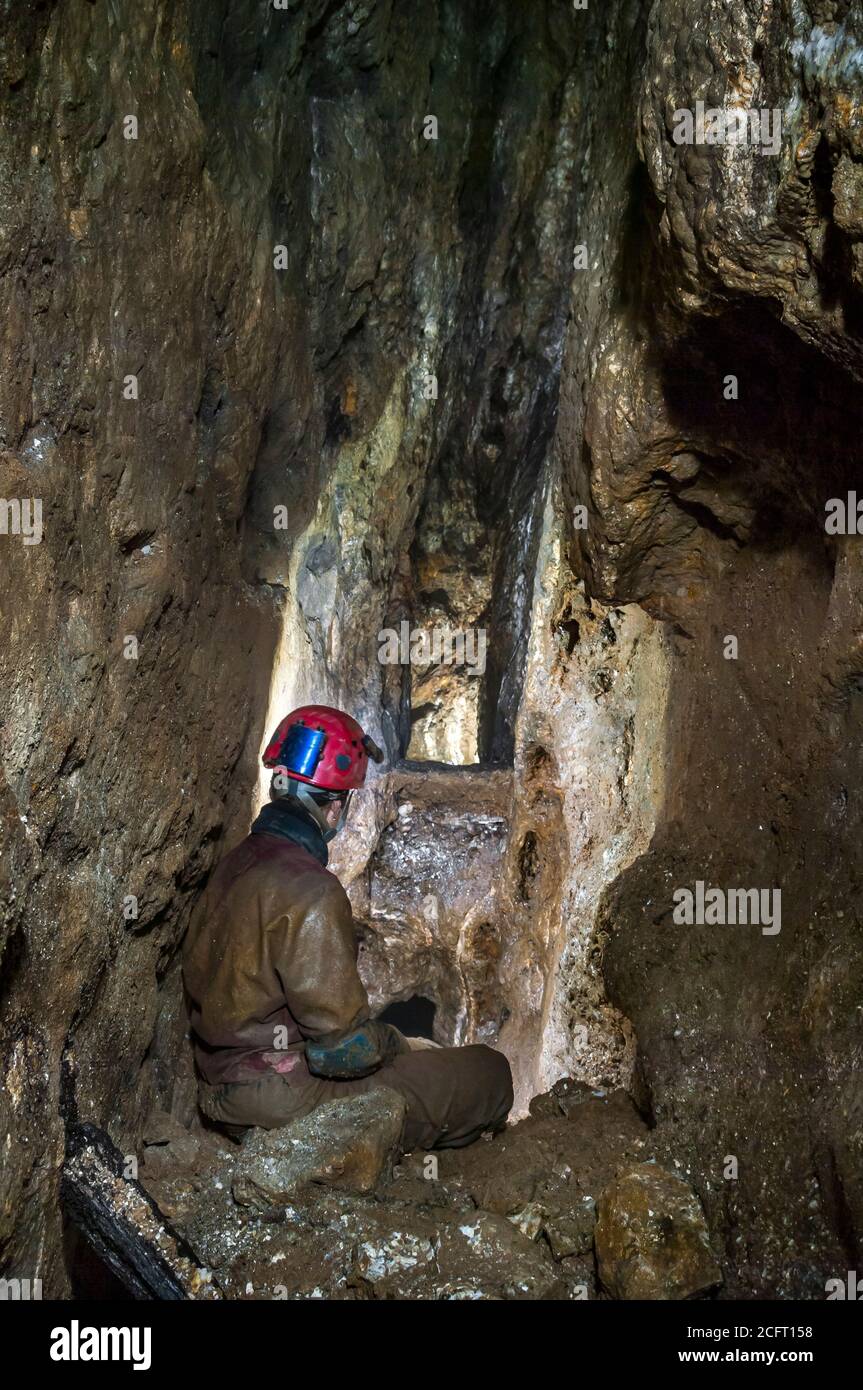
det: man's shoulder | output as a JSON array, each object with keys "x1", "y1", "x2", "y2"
[{"x1": 228, "y1": 833, "x2": 347, "y2": 904}]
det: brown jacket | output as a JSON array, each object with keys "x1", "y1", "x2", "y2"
[{"x1": 182, "y1": 813, "x2": 400, "y2": 1084}]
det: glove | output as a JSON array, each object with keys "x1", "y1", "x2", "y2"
[{"x1": 305, "y1": 1020, "x2": 407, "y2": 1079}]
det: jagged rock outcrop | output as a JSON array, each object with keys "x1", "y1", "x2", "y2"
[
  {"x1": 351, "y1": 763, "x2": 511, "y2": 1045},
  {"x1": 568, "y1": 0, "x2": 863, "y2": 1297}
]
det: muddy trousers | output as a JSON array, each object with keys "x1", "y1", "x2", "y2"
[{"x1": 198, "y1": 1044, "x2": 513, "y2": 1152}]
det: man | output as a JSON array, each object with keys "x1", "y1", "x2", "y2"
[{"x1": 182, "y1": 704, "x2": 513, "y2": 1150}]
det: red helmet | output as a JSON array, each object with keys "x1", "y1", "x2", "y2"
[{"x1": 262, "y1": 705, "x2": 383, "y2": 793}]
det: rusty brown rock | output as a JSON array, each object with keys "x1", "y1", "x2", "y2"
[{"x1": 595, "y1": 1162, "x2": 722, "y2": 1301}]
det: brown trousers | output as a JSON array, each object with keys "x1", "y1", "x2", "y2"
[{"x1": 198, "y1": 1044, "x2": 513, "y2": 1151}]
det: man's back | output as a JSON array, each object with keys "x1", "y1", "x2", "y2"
[{"x1": 183, "y1": 829, "x2": 363, "y2": 1083}]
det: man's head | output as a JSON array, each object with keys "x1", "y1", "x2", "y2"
[{"x1": 262, "y1": 705, "x2": 384, "y2": 841}]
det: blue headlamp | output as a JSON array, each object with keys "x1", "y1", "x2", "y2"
[{"x1": 280, "y1": 724, "x2": 325, "y2": 778}]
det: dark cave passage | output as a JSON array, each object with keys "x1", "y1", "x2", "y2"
[{"x1": 377, "y1": 994, "x2": 437, "y2": 1040}]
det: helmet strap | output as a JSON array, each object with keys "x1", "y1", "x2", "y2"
[
  {"x1": 288, "y1": 779, "x2": 350, "y2": 843},
  {"x1": 333, "y1": 790, "x2": 353, "y2": 839}
]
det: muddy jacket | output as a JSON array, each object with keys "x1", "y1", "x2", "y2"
[{"x1": 182, "y1": 800, "x2": 405, "y2": 1085}]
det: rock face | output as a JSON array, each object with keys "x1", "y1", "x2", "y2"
[
  {"x1": 2, "y1": 0, "x2": 863, "y2": 1302},
  {"x1": 352, "y1": 763, "x2": 511, "y2": 1045},
  {"x1": 595, "y1": 1163, "x2": 721, "y2": 1301},
  {"x1": 575, "y1": 0, "x2": 863, "y2": 1298},
  {"x1": 232, "y1": 1091, "x2": 406, "y2": 1208}
]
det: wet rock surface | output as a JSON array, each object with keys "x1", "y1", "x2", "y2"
[
  {"x1": 352, "y1": 763, "x2": 511, "y2": 1045},
  {"x1": 595, "y1": 1162, "x2": 722, "y2": 1301}
]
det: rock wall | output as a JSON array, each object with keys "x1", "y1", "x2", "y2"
[
  {"x1": 0, "y1": 0, "x2": 286, "y2": 1292},
  {"x1": 2, "y1": 0, "x2": 862, "y2": 1300},
  {"x1": 354, "y1": 763, "x2": 511, "y2": 1046},
  {"x1": 580, "y1": 0, "x2": 863, "y2": 1296}
]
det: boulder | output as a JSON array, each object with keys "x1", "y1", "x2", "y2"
[
  {"x1": 528, "y1": 1078, "x2": 596, "y2": 1119},
  {"x1": 232, "y1": 1090, "x2": 406, "y2": 1209},
  {"x1": 595, "y1": 1162, "x2": 721, "y2": 1300}
]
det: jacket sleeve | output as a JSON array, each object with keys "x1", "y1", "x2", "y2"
[{"x1": 273, "y1": 874, "x2": 407, "y2": 1079}]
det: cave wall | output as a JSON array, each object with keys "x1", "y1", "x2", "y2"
[
  {"x1": 0, "y1": 0, "x2": 290, "y2": 1292},
  {"x1": 3, "y1": 0, "x2": 862, "y2": 1302},
  {"x1": 249, "y1": 1, "x2": 651, "y2": 1127},
  {"x1": 576, "y1": 0, "x2": 863, "y2": 1296},
  {"x1": 354, "y1": 763, "x2": 512, "y2": 1046}
]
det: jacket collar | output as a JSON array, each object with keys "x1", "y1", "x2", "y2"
[{"x1": 250, "y1": 799, "x2": 329, "y2": 866}]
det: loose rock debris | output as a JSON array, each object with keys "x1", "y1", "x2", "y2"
[{"x1": 67, "y1": 1081, "x2": 725, "y2": 1301}]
